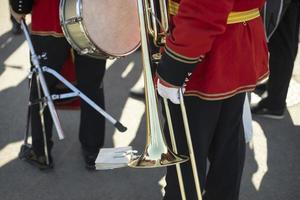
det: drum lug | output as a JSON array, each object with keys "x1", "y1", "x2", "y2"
[
  {"x1": 80, "y1": 48, "x2": 90, "y2": 55},
  {"x1": 64, "y1": 17, "x2": 83, "y2": 25},
  {"x1": 108, "y1": 56, "x2": 116, "y2": 60}
]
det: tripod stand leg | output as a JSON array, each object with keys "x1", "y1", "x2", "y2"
[
  {"x1": 24, "y1": 76, "x2": 33, "y2": 145},
  {"x1": 19, "y1": 76, "x2": 34, "y2": 160},
  {"x1": 19, "y1": 73, "x2": 50, "y2": 166},
  {"x1": 19, "y1": 73, "x2": 51, "y2": 166},
  {"x1": 43, "y1": 66, "x2": 127, "y2": 132},
  {"x1": 21, "y1": 19, "x2": 65, "y2": 140},
  {"x1": 36, "y1": 75, "x2": 50, "y2": 165}
]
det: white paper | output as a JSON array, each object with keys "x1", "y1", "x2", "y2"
[{"x1": 95, "y1": 146, "x2": 133, "y2": 170}]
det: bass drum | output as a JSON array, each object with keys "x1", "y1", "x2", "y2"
[{"x1": 59, "y1": 0, "x2": 141, "y2": 59}]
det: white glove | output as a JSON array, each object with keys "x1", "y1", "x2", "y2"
[{"x1": 157, "y1": 79, "x2": 182, "y2": 104}]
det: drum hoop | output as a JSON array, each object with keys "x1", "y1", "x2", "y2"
[{"x1": 59, "y1": 0, "x2": 84, "y2": 55}]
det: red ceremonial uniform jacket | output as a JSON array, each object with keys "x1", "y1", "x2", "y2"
[
  {"x1": 157, "y1": 0, "x2": 269, "y2": 100},
  {"x1": 31, "y1": 0, "x2": 63, "y2": 37}
]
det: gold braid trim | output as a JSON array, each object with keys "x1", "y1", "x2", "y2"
[
  {"x1": 168, "y1": 0, "x2": 179, "y2": 16},
  {"x1": 165, "y1": 45, "x2": 203, "y2": 64},
  {"x1": 184, "y1": 72, "x2": 269, "y2": 100},
  {"x1": 227, "y1": 9, "x2": 260, "y2": 24},
  {"x1": 31, "y1": 31, "x2": 64, "y2": 38},
  {"x1": 168, "y1": 0, "x2": 260, "y2": 24}
]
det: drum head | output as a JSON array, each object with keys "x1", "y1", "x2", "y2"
[{"x1": 82, "y1": 0, "x2": 141, "y2": 57}]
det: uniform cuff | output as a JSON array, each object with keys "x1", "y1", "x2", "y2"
[{"x1": 157, "y1": 47, "x2": 200, "y2": 87}]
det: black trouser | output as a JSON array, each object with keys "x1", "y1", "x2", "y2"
[
  {"x1": 265, "y1": 0, "x2": 300, "y2": 111},
  {"x1": 30, "y1": 35, "x2": 106, "y2": 156},
  {"x1": 162, "y1": 93, "x2": 246, "y2": 200}
]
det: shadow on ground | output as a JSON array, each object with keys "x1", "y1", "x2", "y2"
[{"x1": 241, "y1": 111, "x2": 300, "y2": 200}]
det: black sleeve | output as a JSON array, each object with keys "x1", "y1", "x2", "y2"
[
  {"x1": 10, "y1": 0, "x2": 34, "y2": 14},
  {"x1": 157, "y1": 46, "x2": 203, "y2": 87}
]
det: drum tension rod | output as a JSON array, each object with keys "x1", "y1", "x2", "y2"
[{"x1": 64, "y1": 17, "x2": 83, "y2": 25}]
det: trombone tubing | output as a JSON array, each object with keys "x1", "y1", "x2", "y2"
[
  {"x1": 137, "y1": 0, "x2": 203, "y2": 198},
  {"x1": 162, "y1": 83, "x2": 203, "y2": 200},
  {"x1": 163, "y1": 97, "x2": 187, "y2": 200},
  {"x1": 179, "y1": 89, "x2": 202, "y2": 200}
]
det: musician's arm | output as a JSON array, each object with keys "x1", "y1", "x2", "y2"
[
  {"x1": 10, "y1": 0, "x2": 35, "y2": 22},
  {"x1": 157, "y1": 0, "x2": 235, "y2": 87}
]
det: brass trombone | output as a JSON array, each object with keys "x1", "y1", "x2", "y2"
[{"x1": 128, "y1": 0, "x2": 203, "y2": 199}]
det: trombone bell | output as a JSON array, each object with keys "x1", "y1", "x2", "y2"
[{"x1": 128, "y1": 136, "x2": 189, "y2": 168}]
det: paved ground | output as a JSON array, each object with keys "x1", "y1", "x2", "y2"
[{"x1": 1, "y1": 2, "x2": 300, "y2": 200}]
